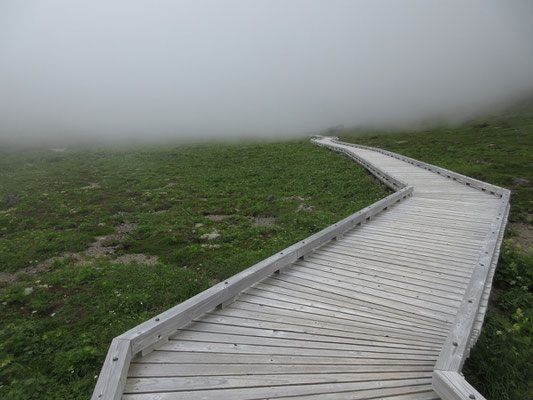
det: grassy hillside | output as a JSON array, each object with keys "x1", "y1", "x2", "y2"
[
  {"x1": 0, "y1": 140, "x2": 389, "y2": 399},
  {"x1": 339, "y1": 102, "x2": 533, "y2": 400}
]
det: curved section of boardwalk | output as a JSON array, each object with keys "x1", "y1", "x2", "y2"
[{"x1": 93, "y1": 137, "x2": 509, "y2": 400}]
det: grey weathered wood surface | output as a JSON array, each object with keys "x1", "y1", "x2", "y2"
[{"x1": 92, "y1": 136, "x2": 509, "y2": 400}]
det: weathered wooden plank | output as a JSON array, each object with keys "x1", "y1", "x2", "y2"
[
  {"x1": 341, "y1": 231, "x2": 482, "y2": 259},
  {"x1": 139, "y1": 350, "x2": 437, "y2": 366},
  {"x1": 313, "y1": 247, "x2": 474, "y2": 278},
  {"x1": 91, "y1": 338, "x2": 131, "y2": 400},
  {"x1": 237, "y1": 291, "x2": 451, "y2": 334},
  {"x1": 271, "y1": 271, "x2": 464, "y2": 321},
  {"x1": 337, "y1": 235, "x2": 479, "y2": 263},
  {"x1": 234, "y1": 291, "x2": 450, "y2": 336},
  {"x1": 210, "y1": 306, "x2": 444, "y2": 345},
  {"x1": 156, "y1": 338, "x2": 439, "y2": 360},
  {"x1": 165, "y1": 330, "x2": 439, "y2": 356},
  {"x1": 255, "y1": 280, "x2": 452, "y2": 330},
  {"x1": 128, "y1": 362, "x2": 433, "y2": 377},
  {"x1": 273, "y1": 268, "x2": 458, "y2": 319},
  {"x1": 175, "y1": 320, "x2": 441, "y2": 351},
  {"x1": 433, "y1": 370, "x2": 486, "y2": 400},
  {"x1": 308, "y1": 249, "x2": 472, "y2": 284},
  {"x1": 259, "y1": 269, "x2": 463, "y2": 315},
  {"x1": 124, "y1": 372, "x2": 433, "y2": 394},
  {"x1": 288, "y1": 386, "x2": 438, "y2": 400},
  {"x1": 294, "y1": 258, "x2": 466, "y2": 299},
  {"x1": 123, "y1": 377, "x2": 434, "y2": 399}
]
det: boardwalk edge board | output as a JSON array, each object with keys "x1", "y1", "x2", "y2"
[
  {"x1": 318, "y1": 137, "x2": 510, "y2": 400},
  {"x1": 91, "y1": 140, "x2": 413, "y2": 399}
]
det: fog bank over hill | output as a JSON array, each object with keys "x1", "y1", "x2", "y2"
[{"x1": 1, "y1": 1, "x2": 533, "y2": 141}]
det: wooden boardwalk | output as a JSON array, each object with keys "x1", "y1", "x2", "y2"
[{"x1": 93, "y1": 137, "x2": 509, "y2": 400}]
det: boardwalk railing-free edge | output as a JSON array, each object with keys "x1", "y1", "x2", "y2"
[{"x1": 92, "y1": 137, "x2": 509, "y2": 400}]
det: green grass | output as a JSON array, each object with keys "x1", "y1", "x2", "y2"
[
  {"x1": 339, "y1": 100, "x2": 533, "y2": 400},
  {"x1": 0, "y1": 140, "x2": 389, "y2": 399}
]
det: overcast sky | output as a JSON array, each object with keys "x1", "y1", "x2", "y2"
[{"x1": 1, "y1": 1, "x2": 533, "y2": 141}]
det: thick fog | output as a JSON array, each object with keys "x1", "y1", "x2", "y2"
[{"x1": 1, "y1": 1, "x2": 533, "y2": 141}]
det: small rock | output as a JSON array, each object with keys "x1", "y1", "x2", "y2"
[
  {"x1": 6, "y1": 194, "x2": 20, "y2": 205},
  {"x1": 111, "y1": 254, "x2": 158, "y2": 265},
  {"x1": 512, "y1": 177, "x2": 530, "y2": 186},
  {"x1": 115, "y1": 223, "x2": 137, "y2": 234},
  {"x1": 81, "y1": 182, "x2": 100, "y2": 190},
  {"x1": 195, "y1": 223, "x2": 204, "y2": 228},
  {"x1": 297, "y1": 203, "x2": 315, "y2": 212},
  {"x1": 205, "y1": 215, "x2": 228, "y2": 222},
  {"x1": 23, "y1": 287, "x2": 34, "y2": 296},
  {"x1": 254, "y1": 217, "x2": 276, "y2": 227},
  {"x1": 282, "y1": 195, "x2": 309, "y2": 201},
  {"x1": 200, "y1": 229, "x2": 221, "y2": 240}
]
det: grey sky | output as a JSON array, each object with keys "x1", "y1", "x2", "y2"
[{"x1": 1, "y1": 0, "x2": 532, "y2": 140}]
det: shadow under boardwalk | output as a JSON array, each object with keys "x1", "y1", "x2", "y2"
[{"x1": 94, "y1": 137, "x2": 509, "y2": 400}]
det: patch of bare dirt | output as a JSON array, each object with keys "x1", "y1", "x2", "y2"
[
  {"x1": 282, "y1": 195, "x2": 309, "y2": 201},
  {"x1": 1, "y1": 263, "x2": 48, "y2": 283},
  {"x1": 509, "y1": 222, "x2": 533, "y2": 252},
  {"x1": 152, "y1": 209, "x2": 170, "y2": 214},
  {"x1": 512, "y1": 177, "x2": 531, "y2": 187},
  {"x1": 1, "y1": 221, "x2": 157, "y2": 284},
  {"x1": 205, "y1": 215, "x2": 229, "y2": 222},
  {"x1": 111, "y1": 254, "x2": 158, "y2": 265},
  {"x1": 254, "y1": 217, "x2": 276, "y2": 227},
  {"x1": 115, "y1": 223, "x2": 137, "y2": 234},
  {"x1": 296, "y1": 203, "x2": 315, "y2": 212},
  {"x1": 84, "y1": 234, "x2": 122, "y2": 258},
  {"x1": 201, "y1": 244, "x2": 221, "y2": 249},
  {"x1": 200, "y1": 229, "x2": 221, "y2": 240}
]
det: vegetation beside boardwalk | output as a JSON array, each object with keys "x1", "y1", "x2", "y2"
[
  {"x1": 340, "y1": 100, "x2": 533, "y2": 400},
  {"x1": 0, "y1": 140, "x2": 389, "y2": 399}
]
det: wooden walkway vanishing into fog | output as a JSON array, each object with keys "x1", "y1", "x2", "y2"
[{"x1": 93, "y1": 137, "x2": 510, "y2": 400}]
